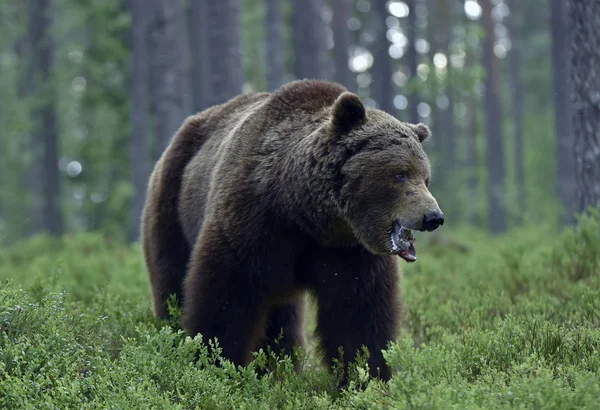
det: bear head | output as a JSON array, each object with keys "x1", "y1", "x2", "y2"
[{"x1": 327, "y1": 91, "x2": 444, "y2": 263}]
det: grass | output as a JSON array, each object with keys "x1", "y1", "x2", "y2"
[{"x1": 0, "y1": 209, "x2": 599, "y2": 409}]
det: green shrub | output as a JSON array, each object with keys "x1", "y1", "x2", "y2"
[{"x1": 0, "y1": 209, "x2": 599, "y2": 408}]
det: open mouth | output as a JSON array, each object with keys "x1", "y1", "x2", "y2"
[{"x1": 390, "y1": 221, "x2": 417, "y2": 262}]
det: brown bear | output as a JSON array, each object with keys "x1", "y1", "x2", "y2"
[{"x1": 141, "y1": 79, "x2": 444, "y2": 383}]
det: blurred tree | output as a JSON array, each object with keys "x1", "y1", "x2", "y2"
[
  {"x1": 72, "y1": 0, "x2": 131, "y2": 238},
  {"x1": 332, "y1": 0, "x2": 354, "y2": 91},
  {"x1": 24, "y1": 3, "x2": 44, "y2": 235},
  {"x1": 207, "y1": 0, "x2": 244, "y2": 104},
  {"x1": 292, "y1": 0, "x2": 330, "y2": 80},
  {"x1": 438, "y1": 0, "x2": 456, "y2": 186},
  {"x1": 189, "y1": 0, "x2": 211, "y2": 111},
  {"x1": 128, "y1": 0, "x2": 150, "y2": 242},
  {"x1": 29, "y1": 0, "x2": 63, "y2": 236},
  {"x1": 481, "y1": 0, "x2": 506, "y2": 233},
  {"x1": 405, "y1": 0, "x2": 419, "y2": 124},
  {"x1": 550, "y1": 0, "x2": 576, "y2": 224},
  {"x1": 568, "y1": 0, "x2": 600, "y2": 213},
  {"x1": 149, "y1": 0, "x2": 192, "y2": 152},
  {"x1": 425, "y1": 0, "x2": 442, "y2": 184},
  {"x1": 266, "y1": 0, "x2": 285, "y2": 91},
  {"x1": 465, "y1": 51, "x2": 480, "y2": 225},
  {"x1": 506, "y1": 0, "x2": 526, "y2": 219},
  {"x1": 370, "y1": 0, "x2": 394, "y2": 114}
]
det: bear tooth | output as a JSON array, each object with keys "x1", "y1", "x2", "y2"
[{"x1": 390, "y1": 233, "x2": 400, "y2": 251}]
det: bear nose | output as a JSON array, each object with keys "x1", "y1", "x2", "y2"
[{"x1": 422, "y1": 211, "x2": 444, "y2": 232}]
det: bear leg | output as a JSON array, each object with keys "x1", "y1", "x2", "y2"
[
  {"x1": 142, "y1": 165, "x2": 191, "y2": 321},
  {"x1": 183, "y1": 272, "x2": 267, "y2": 366},
  {"x1": 261, "y1": 296, "x2": 306, "y2": 372},
  {"x1": 182, "y1": 229, "x2": 271, "y2": 367},
  {"x1": 308, "y1": 247, "x2": 401, "y2": 384}
]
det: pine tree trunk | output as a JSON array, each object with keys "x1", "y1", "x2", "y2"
[
  {"x1": 292, "y1": 0, "x2": 330, "y2": 80},
  {"x1": 551, "y1": 0, "x2": 576, "y2": 224},
  {"x1": 128, "y1": 0, "x2": 151, "y2": 242},
  {"x1": 189, "y1": 0, "x2": 211, "y2": 112},
  {"x1": 371, "y1": 0, "x2": 394, "y2": 114},
  {"x1": 150, "y1": 0, "x2": 192, "y2": 152},
  {"x1": 266, "y1": 0, "x2": 285, "y2": 91},
  {"x1": 465, "y1": 51, "x2": 479, "y2": 226},
  {"x1": 506, "y1": 0, "x2": 526, "y2": 220},
  {"x1": 28, "y1": 0, "x2": 62, "y2": 236},
  {"x1": 426, "y1": 0, "x2": 442, "y2": 187},
  {"x1": 440, "y1": 0, "x2": 456, "y2": 177},
  {"x1": 568, "y1": 0, "x2": 600, "y2": 214},
  {"x1": 332, "y1": 0, "x2": 354, "y2": 91},
  {"x1": 24, "y1": 3, "x2": 44, "y2": 235},
  {"x1": 206, "y1": 0, "x2": 244, "y2": 105},
  {"x1": 405, "y1": 0, "x2": 419, "y2": 124},
  {"x1": 481, "y1": 0, "x2": 506, "y2": 233}
]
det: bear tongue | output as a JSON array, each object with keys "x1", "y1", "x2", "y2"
[
  {"x1": 398, "y1": 243, "x2": 417, "y2": 263},
  {"x1": 391, "y1": 222, "x2": 417, "y2": 262}
]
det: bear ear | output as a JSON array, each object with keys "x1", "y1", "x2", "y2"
[
  {"x1": 410, "y1": 123, "x2": 431, "y2": 143},
  {"x1": 330, "y1": 92, "x2": 366, "y2": 135}
]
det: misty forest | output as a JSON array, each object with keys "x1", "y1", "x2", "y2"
[{"x1": 0, "y1": 0, "x2": 599, "y2": 408}]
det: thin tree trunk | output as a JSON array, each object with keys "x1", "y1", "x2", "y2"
[
  {"x1": 371, "y1": 0, "x2": 394, "y2": 114},
  {"x1": 24, "y1": 3, "x2": 44, "y2": 235},
  {"x1": 568, "y1": 0, "x2": 600, "y2": 214},
  {"x1": 465, "y1": 50, "x2": 479, "y2": 226},
  {"x1": 150, "y1": 0, "x2": 192, "y2": 152},
  {"x1": 206, "y1": 0, "x2": 244, "y2": 105},
  {"x1": 29, "y1": 0, "x2": 62, "y2": 236},
  {"x1": 405, "y1": 0, "x2": 419, "y2": 124},
  {"x1": 8, "y1": 5, "x2": 27, "y2": 229},
  {"x1": 292, "y1": 0, "x2": 331, "y2": 80},
  {"x1": 506, "y1": 0, "x2": 526, "y2": 221},
  {"x1": 550, "y1": 0, "x2": 576, "y2": 224},
  {"x1": 189, "y1": 0, "x2": 211, "y2": 112},
  {"x1": 266, "y1": 0, "x2": 285, "y2": 91},
  {"x1": 40, "y1": 28, "x2": 61, "y2": 237},
  {"x1": 481, "y1": 0, "x2": 506, "y2": 233},
  {"x1": 440, "y1": 0, "x2": 456, "y2": 173},
  {"x1": 332, "y1": 0, "x2": 354, "y2": 91},
  {"x1": 128, "y1": 0, "x2": 151, "y2": 242},
  {"x1": 426, "y1": 0, "x2": 442, "y2": 186}
]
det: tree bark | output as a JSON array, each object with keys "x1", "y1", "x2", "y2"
[
  {"x1": 550, "y1": 0, "x2": 576, "y2": 224},
  {"x1": 206, "y1": 0, "x2": 244, "y2": 106},
  {"x1": 506, "y1": 0, "x2": 526, "y2": 220},
  {"x1": 149, "y1": 0, "x2": 192, "y2": 152},
  {"x1": 332, "y1": 0, "x2": 354, "y2": 91},
  {"x1": 425, "y1": 0, "x2": 442, "y2": 186},
  {"x1": 23, "y1": 3, "x2": 44, "y2": 235},
  {"x1": 465, "y1": 50, "x2": 479, "y2": 226},
  {"x1": 292, "y1": 0, "x2": 331, "y2": 80},
  {"x1": 568, "y1": 0, "x2": 600, "y2": 214},
  {"x1": 481, "y1": 0, "x2": 506, "y2": 233},
  {"x1": 128, "y1": 0, "x2": 151, "y2": 242},
  {"x1": 266, "y1": 0, "x2": 285, "y2": 91},
  {"x1": 405, "y1": 0, "x2": 419, "y2": 124},
  {"x1": 189, "y1": 0, "x2": 211, "y2": 112},
  {"x1": 439, "y1": 0, "x2": 456, "y2": 176},
  {"x1": 28, "y1": 0, "x2": 62, "y2": 236},
  {"x1": 371, "y1": 0, "x2": 395, "y2": 114}
]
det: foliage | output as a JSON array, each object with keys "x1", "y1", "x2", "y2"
[
  {"x1": 0, "y1": 0, "x2": 571, "y2": 244},
  {"x1": 1, "y1": 209, "x2": 599, "y2": 408}
]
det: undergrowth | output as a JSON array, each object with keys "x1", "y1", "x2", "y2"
[{"x1": 0, "y1": 209, "x2": 599, "y2": 408}]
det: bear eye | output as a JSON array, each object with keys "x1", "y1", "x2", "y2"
[
  {"x1": 425, "y1": 177, "x2": 430, "y2": 187},
  {"x1": 395, "y1": 173, "x2": 408, "y2": 183}
]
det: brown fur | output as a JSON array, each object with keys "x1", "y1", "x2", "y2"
[{"x1": 141, "y1": 79, "x2": 443, "y2": 383}]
